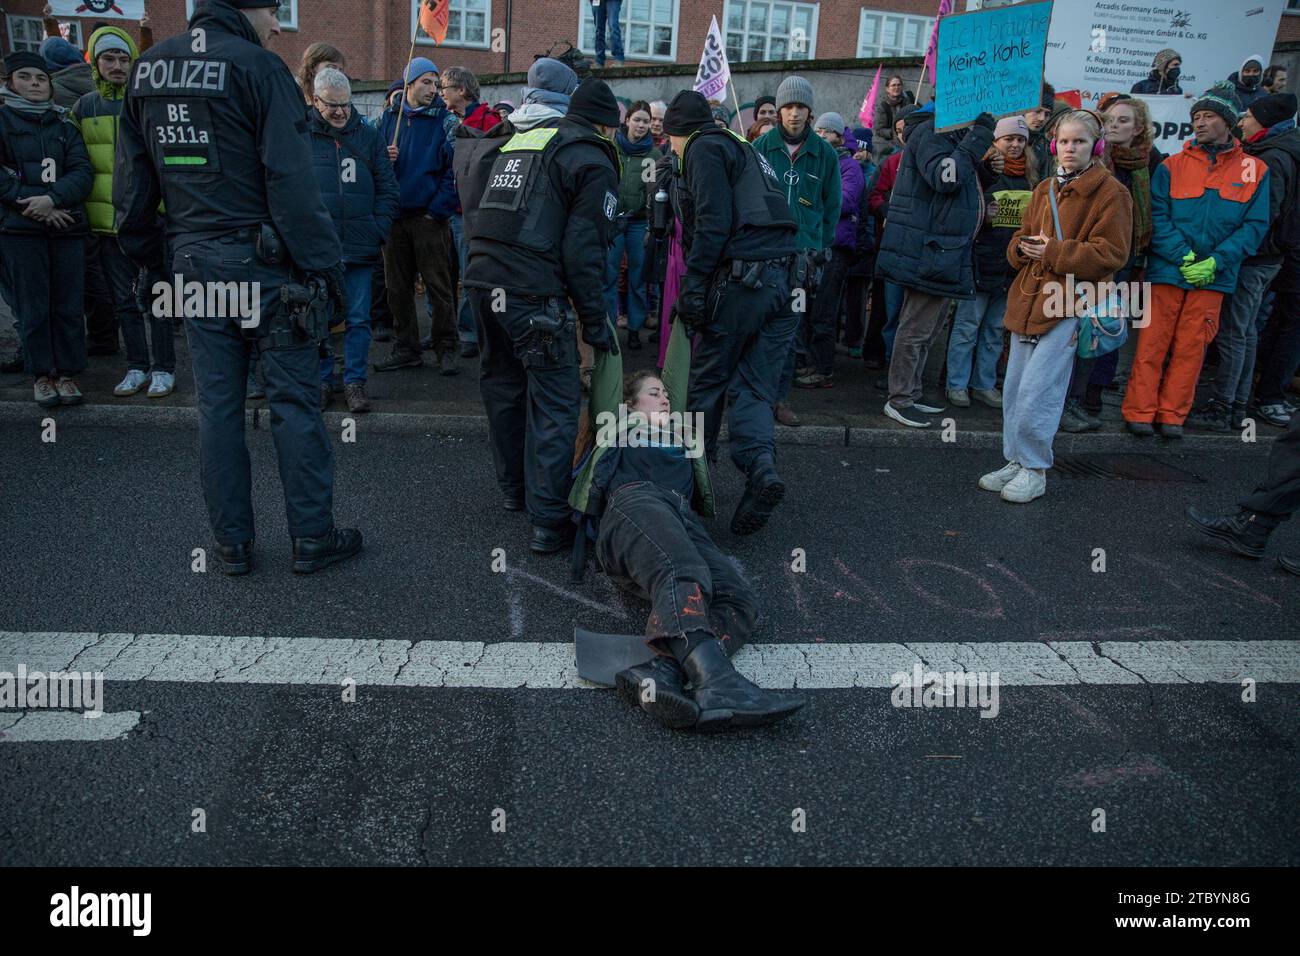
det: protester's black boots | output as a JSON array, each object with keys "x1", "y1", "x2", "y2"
[
  {"x1": 616, "y1": 655, "x2": 700, "y2": 730},
  {"x1": 218, "y1": 540, "x2": 254, "y2": 576},
  {"x1": 292, "y1": 527, "x2": 364, "y2": 573},
  {"x1": 1185, "y1": 507, "x2": 1273, "y2": 559},
  {"x1": 530, "y1": 523, "x2": 575, "y2": 555},
  {"x1": 681, "y1": 637, "x2": 805, "y2": 730},
  {"x1": 730, "y1": 455, "x2": 786, "y2": 536}
]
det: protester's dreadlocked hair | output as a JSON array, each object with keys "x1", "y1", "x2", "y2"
[{"x1": 298, "y1": 43, "x2": 346, "y2": 104}]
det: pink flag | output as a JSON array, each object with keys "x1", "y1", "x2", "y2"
[
  {"x1": 922, "y1": 0, "x2": 954, "y2": 87},
  {"x1": 858, "y1": 65, "x2": 882, "y2": 128}
]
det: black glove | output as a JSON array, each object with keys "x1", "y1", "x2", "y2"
[
  {"x1": 675, "y1": 285, "x2": 707, "y2": 334},
  {"x1": 584, "y1": 320, "x2": 619, "y2": 356},
  {"x1": 973, "y1": 112, "x2": 996, "y2": 131},
  {"x1": 314, "y1": 262, "x2": 347, "y2": 320}
]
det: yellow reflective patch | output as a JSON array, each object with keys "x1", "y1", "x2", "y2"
[{"x1": 501, "y1": 127, "x2": 560, "y2": 152}]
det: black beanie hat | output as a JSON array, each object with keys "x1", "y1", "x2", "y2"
[
  {"x1": 569, "y1": 77, "x2": 621, "y2": 127},
  {"x1": 4, "y1": 52, "x2": 49, "y2": 79},
  {"x1": 1248, "y1": 92, "x2": 1298, "y2": 130},
  {"x1": 228, "y1": 0, "x2": 282, "y2": 8},
  {"x1": 754, "y1": 93, "x2": 775, "y2": 113},
  {"x1": 663, "y1": 89, "x2": 714, "y2": 135}
]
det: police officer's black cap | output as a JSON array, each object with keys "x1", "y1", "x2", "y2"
[
  {"x1": 662, "y1": 90, "x2": 714, "y2": 136},
  {"x1": 569, "y1": 78, "x2": 621, "y2": 127},
  {"x1": 4, "y1": 52, "x2": 49, "y2": 78}
]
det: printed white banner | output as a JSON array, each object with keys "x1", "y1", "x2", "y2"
[
  {"x1": 693, "y1": 15, "x2": 731, "y2": 102},
  {"x1": 1045, "y1": 0, "x2": 1285, "y2": 153},
  {"x1": 49, "y1": 0, "x2": 145, "y2": 20}
]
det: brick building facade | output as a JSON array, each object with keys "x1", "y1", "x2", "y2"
[
  {"x1": 2, "y1": 0, "x2": 945, "y2": 83},
  {"x1": 4, "y1": 1, "x2": 1296, "y2": 84}
]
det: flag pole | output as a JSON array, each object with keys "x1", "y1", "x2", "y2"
[
  {"x1": 393, "y1": 31, "x2": 418, "y2": 150},
  {"x1": 728, "y1": 79, "x2": 744, "y2": 134}
]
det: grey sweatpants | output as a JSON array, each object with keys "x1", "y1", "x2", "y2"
[{"x1": 1001, "y1": 318, "x2": 1076, "y2": 470}]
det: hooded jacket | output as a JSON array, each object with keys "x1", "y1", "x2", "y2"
[
  {"x1": 71, "y1": 26, "x2": 140, "y2": 234},
  {"x1": 831, "y1": 142, "x2": 865, "y2": 251},
  {"x1": 1241, "y1": 123, "x2": 1300, "y2": 265},
  {"x1": 1227, "y1": 56, "x2": 1267, "y2": 112},
  {"x1": 875, "y1": 105, "x2": 993, "y2": 300},
  {"x1": 307, "y1": 108, "x2": 400, "y2": 266},
  {"x1": 0, "y1": 96, "x2": 93, "y2": 237},
  {"x1": 1146, "y1": 138, "x2": 1270, "y2": 294},
  {"x1": 41, "y1": 37, "x2": 95, "y2": 108},
  {"x1": 374, "y1": 92, "x2": 458, "y2": 219},
  {"x1": 1130, "y1": 72, "x2": 1183, "y2": 96},
  {"x1": 1003, "y1": 161, "x2": 1133, "y2": 335},
  {"x1": 752, "y1": 123, "x2": 842, "y2": 251}
]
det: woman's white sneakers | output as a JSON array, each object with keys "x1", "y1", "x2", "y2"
[
  {"x1": 979, "y1": 461, "x2": 1022, "y2": 492},
  {"x1": 978, "y1": 462, "x2": 1047, "y2": 502},
  {"x1": 1000, "y1": 467, "x2": 1046, "y2": 503}
]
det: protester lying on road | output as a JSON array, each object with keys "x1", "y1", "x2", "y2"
[{"x1": 570, "y1": 320, "x2": 806, "y2": 731}]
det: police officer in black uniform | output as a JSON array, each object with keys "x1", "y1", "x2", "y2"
[
  {"x1": 661, "y1": 90, "x2": 799, "y2": 537},
  {"x1": 455, "y1": 77, "x2": 621, "y2": 554},
  {"x1": 114, "y1": 0, "x2": 361, "y2": 575}
]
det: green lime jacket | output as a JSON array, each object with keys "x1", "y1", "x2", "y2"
[{"x1": 70, "y1": 26, "x2": 139, "y2": 235}]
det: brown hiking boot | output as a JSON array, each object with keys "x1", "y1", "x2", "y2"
[
  {"x1": 774, "y1": 402, "x2": 800, "y2": 427},
  {"x1": 345, "y1": 382, "x2": 371, "y2": 414}
]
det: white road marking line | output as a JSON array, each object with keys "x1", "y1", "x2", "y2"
[
  {"x1": 0, "y1": 710, "x2": 139, "y2": 743},
  {"x1": 1, "y1": 633, "x2": 1296, "y2": 690}
]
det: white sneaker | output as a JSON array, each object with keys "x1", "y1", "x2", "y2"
[
  {"x1": 979, "y1": 461, "x2": 1021, "y2": 492},
  {"x1": 147, "y1": 371, "x2": 175, "y2": 398},
  {"x1": 1000, "y1": 467, "x2": 1046, "y2": 503},
  {"x1": 971, "y1": 388, "x2": 1003, "y2": 409},
  {"x1": 947, "y1": 388, "x2": 970, "y2": 408},
  {"x1": 114, "y1": 369, "x2": 148, "y2": 396}
]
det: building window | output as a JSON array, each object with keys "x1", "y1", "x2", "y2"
[
  {"x1": 6, "y1": 15, "x2": 80, "y2": 53},
  {"x1": 579, "y1": 0, "x2": 679, "y2": 62},
  {"x1": 412, "y1": 0, "x2": 492, "y2": 48},
  {"x1": 185, "y1": 0, "x2": 297, "y2": 29},
  {"x1": 857, "y1": 8, "x2": 934, "y2": 58},
  {"x1": 724, "y1": 1, "x2": 818, "y2": 63}
]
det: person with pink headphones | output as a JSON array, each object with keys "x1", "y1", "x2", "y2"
[{"x1": 979, "y1": 110, "x2": 1134, "y2": 503}]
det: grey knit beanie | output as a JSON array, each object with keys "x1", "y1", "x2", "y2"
[
  {"x1": 776, "y1": 75, "x2": 813, "y2": 112},
  {"x1": 814, "y1": 111, "x2": 845, "y2": 133}
]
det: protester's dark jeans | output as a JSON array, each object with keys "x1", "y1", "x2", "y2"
[
  {"x1": 590, "y1": 0, "x2": 624, "y2": 63},
  {"x1": 96, "y1": 234, "x2": 175, "y2": 375},
  {"x1": 1239, "y1": 410, "x2": 1300, "y2": 521},
  {"x1": 472, "y1": 288, "x2": 580, "y2": 528},
  {"x1": 807, "y1": 247, "x2": 852, "y2": 375},
  {"x1": 1, "y1": 234, "x2": 86, "y2": 379},
  {"x1": 370, "y1": 260, "x2": 393, "y2": 329},
  {"x1": 1254, "y1": 284, "x2": 1300, "y2": 406},
  {"x1": 605, "y1": 218, "x2": 650, "y2": 331},
  {"x1": 384, "y1": 214, "x2": 456, "y2": 355},
  {"x1": 596, "y1": 481, "x2": 758, "y2": 653},
  {"x1": 174, "y1": 235, "x2": 335, "y2": 545},
  {"x1": 82, "y1": 234, "x2": 117, "y2": 351},
  {"x1": 689, "y1": 261, "x2": 797, "y2": 474},
  {"x1": 448, "y1": 213, "x2": 475, "y2": 344},
  {"x1": 844, "y1": 270, "x2": 873, "y2": 350},
  {"x1": 319, "y1": 265, "x2": 372, "y2": 385},
  {"x1": 1214, "y1": 261, "x2": 1282, "y2": 408}
]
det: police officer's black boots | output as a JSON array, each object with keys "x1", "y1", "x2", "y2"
[
  {"x1": 292, "y1": 527, "x2": 364, "y2": 574},
  {"x1": 680, "y1": 636, "x2": 805, "y2": 730},
  {"x1": 616, "y1": 655, "x2": 700, "y2": 730},
  {"x1": 1185, "y1": 507, "x2": 1274, "y2": 558},
  {"x1": 730, "y1": 454, "x2": 786, "y2": 536},
  {"x1": 217, "y1": 541, "x2": 254, "y2": 576}
]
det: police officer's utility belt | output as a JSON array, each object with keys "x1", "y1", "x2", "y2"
[{"x1": 718, "y1": 255, "x2": 795, "y2": 290}]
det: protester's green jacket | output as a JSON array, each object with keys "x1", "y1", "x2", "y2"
[
  {"x1": 70, "y1": 25, "x2": 139, "y2": 235},
  {"x1": 569, "y1": 318, "x2": 714, "y2": 521},
  {"x1": 752, "y1": 126, "x2": 842, "y2": 251}
]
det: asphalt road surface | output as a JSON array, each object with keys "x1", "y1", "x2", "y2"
[{"x1": 1, "y1": 419, "x2": 1296, "y2": 865}]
